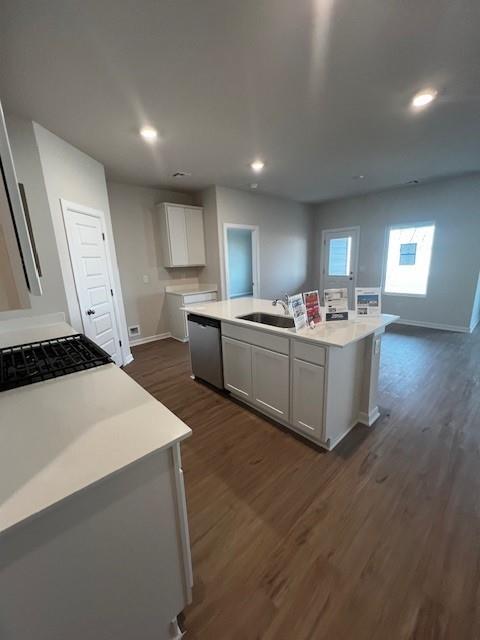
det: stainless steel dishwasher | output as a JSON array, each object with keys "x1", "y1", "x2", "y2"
[{"x1": 187, "y1": 314, "x2": 224, "y2": 389}]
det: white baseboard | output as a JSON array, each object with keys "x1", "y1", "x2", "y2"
[
  {"x1": 123, "y1": 353, "x2": 134, "y2": 366},
  {"x1": 470, "y1": 315, "x2": 480, "y2": 333},
  {"x1": 170, "y1": 335, "x2": 189, "y2": 343},
  {"x1": 394, "y1": 319, "x2": 470, "y2": 334},
  {"x1": 358, "y1": 407, "x2": 380, "y2": 427},
  {"x1": 129, "y1": 332, "x2": 171, "y2": 347}
]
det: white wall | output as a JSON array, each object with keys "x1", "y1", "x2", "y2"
[
  {"x1": 312, "y1": 174, "x2": 480, "y2": 331},
  {"x1": 198, "y1": 186, "x2": 221, "y2": 288},
  {"x1": 0, "y1": 114, "x2": 68, "y2": 321},
  {"x1": 33, "y1": 123, "x2": 131, "y2": 362},
  {"x1": 107, "y1": 181, "x2": 203, "y2": 340},
  {"x1": 215, "y1": 186, "x2": 313, "y2": 300}
]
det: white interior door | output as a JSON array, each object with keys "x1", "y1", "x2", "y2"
[
  {"x1": 321, "y1": 227, "x2": 359, "y2": 308},
  {"x1": 62, "y1": 201, "x2": 122, "y2": 365}
]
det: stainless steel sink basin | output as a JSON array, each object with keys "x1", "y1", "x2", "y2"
[{"x1": 237, "y1": 312, "x2": 295, "y2": 329}]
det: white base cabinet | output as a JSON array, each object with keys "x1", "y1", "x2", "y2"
[
  {"x1": 222, "y1": 336, "x2": 252, "y2": 399},
  {"x1": 166, "y1": 289, "x2": 217, "y2": 341},
  {"x1": 292, "y1": 358, "x2": 325, "y2": 438},
  {"x1": 0, "y1": 444, "x2": 192, "y2": 640},
  {"x1": 221, "y1": 323, "x2": 328, "y2": 446},
  {"x1": 251, "y1": 346, "x2": 289, "y2": 419}
]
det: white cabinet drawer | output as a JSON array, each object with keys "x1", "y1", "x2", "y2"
[
  {"x1": 293, "y1": 340, "x2": 326, "y2": 366},
  {"x1": 221, "y1": 322, "x2": 289, "y2": 355},
  {"x1": 183, "y1": 292, "x2": 217, "y2": 304}
]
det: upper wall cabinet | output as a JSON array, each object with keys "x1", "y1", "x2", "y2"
[{"x1": 158, "y1": 203, "x2": 206, "y2": 267}]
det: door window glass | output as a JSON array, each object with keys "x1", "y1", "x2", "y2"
[{"x1": 328, "y1": 237, "x2": 352, "y2": 276}]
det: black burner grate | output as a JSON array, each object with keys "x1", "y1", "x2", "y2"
[{"x1": 0, "y1": 334, "x2": 113, "y2": 392}]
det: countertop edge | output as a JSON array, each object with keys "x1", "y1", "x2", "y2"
[
  {"x1": 0, "y1": 428, "x2": 191, "y2": 538},
  {"x1": 181, "y1": 304, "x2": 400, "y2": 348}
]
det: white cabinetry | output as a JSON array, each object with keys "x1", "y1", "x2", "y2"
[
  {"x1": 158, "y1": 203, "x2": 206, "y2": 267},
  {"x1": 166, "y1": 288, "x2": 218, "y2": 342},
  {"x1": 221, "y1": 331, "x2": 290, "y2": 418},
  {"x1": 292, "y1": 358, "x2": 325, "y2": 437},
  {"x1": 252, "y1": 346, "x2": 289, "y2": 419},
  {"x1": 222, "y1": 336, "x2": 252, "y2": 399},
  {"x1": 220, "y1": 322, "x2": 327, "y2": 444}
]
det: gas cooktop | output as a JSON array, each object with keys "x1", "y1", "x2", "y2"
[{"x1": 0, "y1": 334, "x2": 112, "y2": 392}]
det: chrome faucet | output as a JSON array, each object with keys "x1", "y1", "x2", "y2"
[{"x1": 272, "y1": 294, "x2": 290, "y2": 315}]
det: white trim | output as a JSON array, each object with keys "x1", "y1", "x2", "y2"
[
  {"x1": 0, "y1": 102, "x2": 42, "y2": 296},
  {"x1": 60, "y1": 199, "x2": 128, "y2": 365},
  {"x1": 223, "y1": 223, "x2": 260, "y2": 300},
  {"x1": 123, "y1": 353, "x2": 134, "y2": 366},
  {"x1": 358, "y1": 407, "x2": 381, "y2": 427},
  {"x1": 382, "y1": 221, "x2": 436, "y2": 298},
  {"x1": 470, "y1": 315, "x2": 480, "y2": 333},
  {"x1": 129, "y1": 331, "x2": 171, "y2": 347},
  {"x1": 320, "y1": 226, "x2": 360, "y2": 301},
  {"x1": 394, "y1": 319, "x2": 470, "y2": 333},
  {"x1": 172, "y1": 443, "x2": 193, "y2": 604}
]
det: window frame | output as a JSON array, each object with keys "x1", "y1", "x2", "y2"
[{"x1": 382, "y1": 221, "x2": 436, "y2": 298}]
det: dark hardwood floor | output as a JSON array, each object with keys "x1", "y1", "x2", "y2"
[{"x1": 125, "y1": 325, "x2": 480, "y2": 639}]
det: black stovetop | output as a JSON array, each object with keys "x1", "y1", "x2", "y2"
[{"x1": 0, "y1": 334, "x2": 112, "y2": 392}]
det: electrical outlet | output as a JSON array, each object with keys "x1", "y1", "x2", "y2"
[
  {"x1": 128, "y1": 325, "x2": 141, "y2": 338},
  {"x1": 143, "y1": 274, "x2": 150, "y2": 284}
]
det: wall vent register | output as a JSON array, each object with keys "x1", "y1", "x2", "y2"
[{"x1": 0, "y1": 334, "x2": 112, "y2": 392}]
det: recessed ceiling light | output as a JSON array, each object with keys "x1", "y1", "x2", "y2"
[
  {"x1": 411, "y1": 90, "x2": 437, "y2": 109},
  {"x1": 352, "y1": 175, "x2": 365, "y2": 180},
  {"x1": 140, "y1": 126, "x2": 158, "y2": 141},
  {"x1": 250, "y1": 160, "x2": 265, "y2": 173}
]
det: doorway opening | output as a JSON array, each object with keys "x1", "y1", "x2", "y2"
[
  {"x1": 223, "y1": 224, "x2": 259, "y2": 299},
  {"x1": 320, "y1": 226, "x2": 360, "y2": 308}
]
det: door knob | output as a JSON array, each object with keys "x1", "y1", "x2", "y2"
[{"x1": 86, "y1": 308, "x2": 96, "y2": 316}]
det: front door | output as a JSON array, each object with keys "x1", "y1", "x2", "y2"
[
  {"x1": 321, "y1": 227, "x2": 359, "y2": 308},
  {"x1": 62, "y1": 201, "x2": 122, "y2": 365}
]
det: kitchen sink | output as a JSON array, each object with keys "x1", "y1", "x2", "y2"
[{"x1": 237, "y1": 312, "x2": 295, "y2": 329}]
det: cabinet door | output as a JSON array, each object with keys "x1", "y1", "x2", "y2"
[
  {"x1": 222, "y1": 336, "x2": 252, "y2": 398},
  {"x1": 185, "y1": 208, "x2": 206, "y2": 265},
  {"x1": 166, "y1": 205, "x2": 188, "y2": 266},
  {"x1": 292, "y1": 358, "x2": 324, "y2": 437},
  {"x1": 251, "y1": 346, "x2": 289, "y2": 419}
]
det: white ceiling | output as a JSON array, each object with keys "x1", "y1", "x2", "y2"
[{"x1": 1, "y1": 0, "x2": 479, "y2": 203}]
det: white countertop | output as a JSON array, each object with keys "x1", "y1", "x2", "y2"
[
  {"x1": 0, "y1": 321, "x2": 75, "y2": 348},
  {"x1": 0, "y1": 319, "x2": 191, "y2": 535},
  {"x1": 181, "y1": 297, "x2": 399, "y2": 348},
  {"x1": 165, "y1": 283, "x2": 217, "y2": 296}
]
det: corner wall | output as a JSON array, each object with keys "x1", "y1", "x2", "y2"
[
  {"x1": 33, "y1": 123, "x2": 132, "y2": 363},
  {"x1": 0, "y1": 114, "x2": 68, "y2": 321},
  {"x1": 312, "y1": 174, "x2": 480, "y2": 331},
  {"x1": 107, "y1": 181, "x2": 202, "y2": 341},
  {"x1": 215, "y1": 186, "x2": 313, "y2": 299}
]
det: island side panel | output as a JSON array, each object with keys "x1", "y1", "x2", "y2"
[
  {"x1": 358, "y1": 329, "x2": 384, "y2": 426},
  {"x1": 0, "y1": 448, "x2": 187, "y2": 640},
  {"x1": 324, "y1": 339, "x2": 366, "y2": 449}
]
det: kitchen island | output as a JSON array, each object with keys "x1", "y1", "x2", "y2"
[
  {"x1": 0, "y1": 315, "x2": 192, "y2": 640},
  {"x1": 183, "y1": 298, "x2": 399, "y2": 450}
]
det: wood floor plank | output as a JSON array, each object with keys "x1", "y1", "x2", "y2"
[{"x1": 125, "y1": 325, "x2": 480, "y2": 639}]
